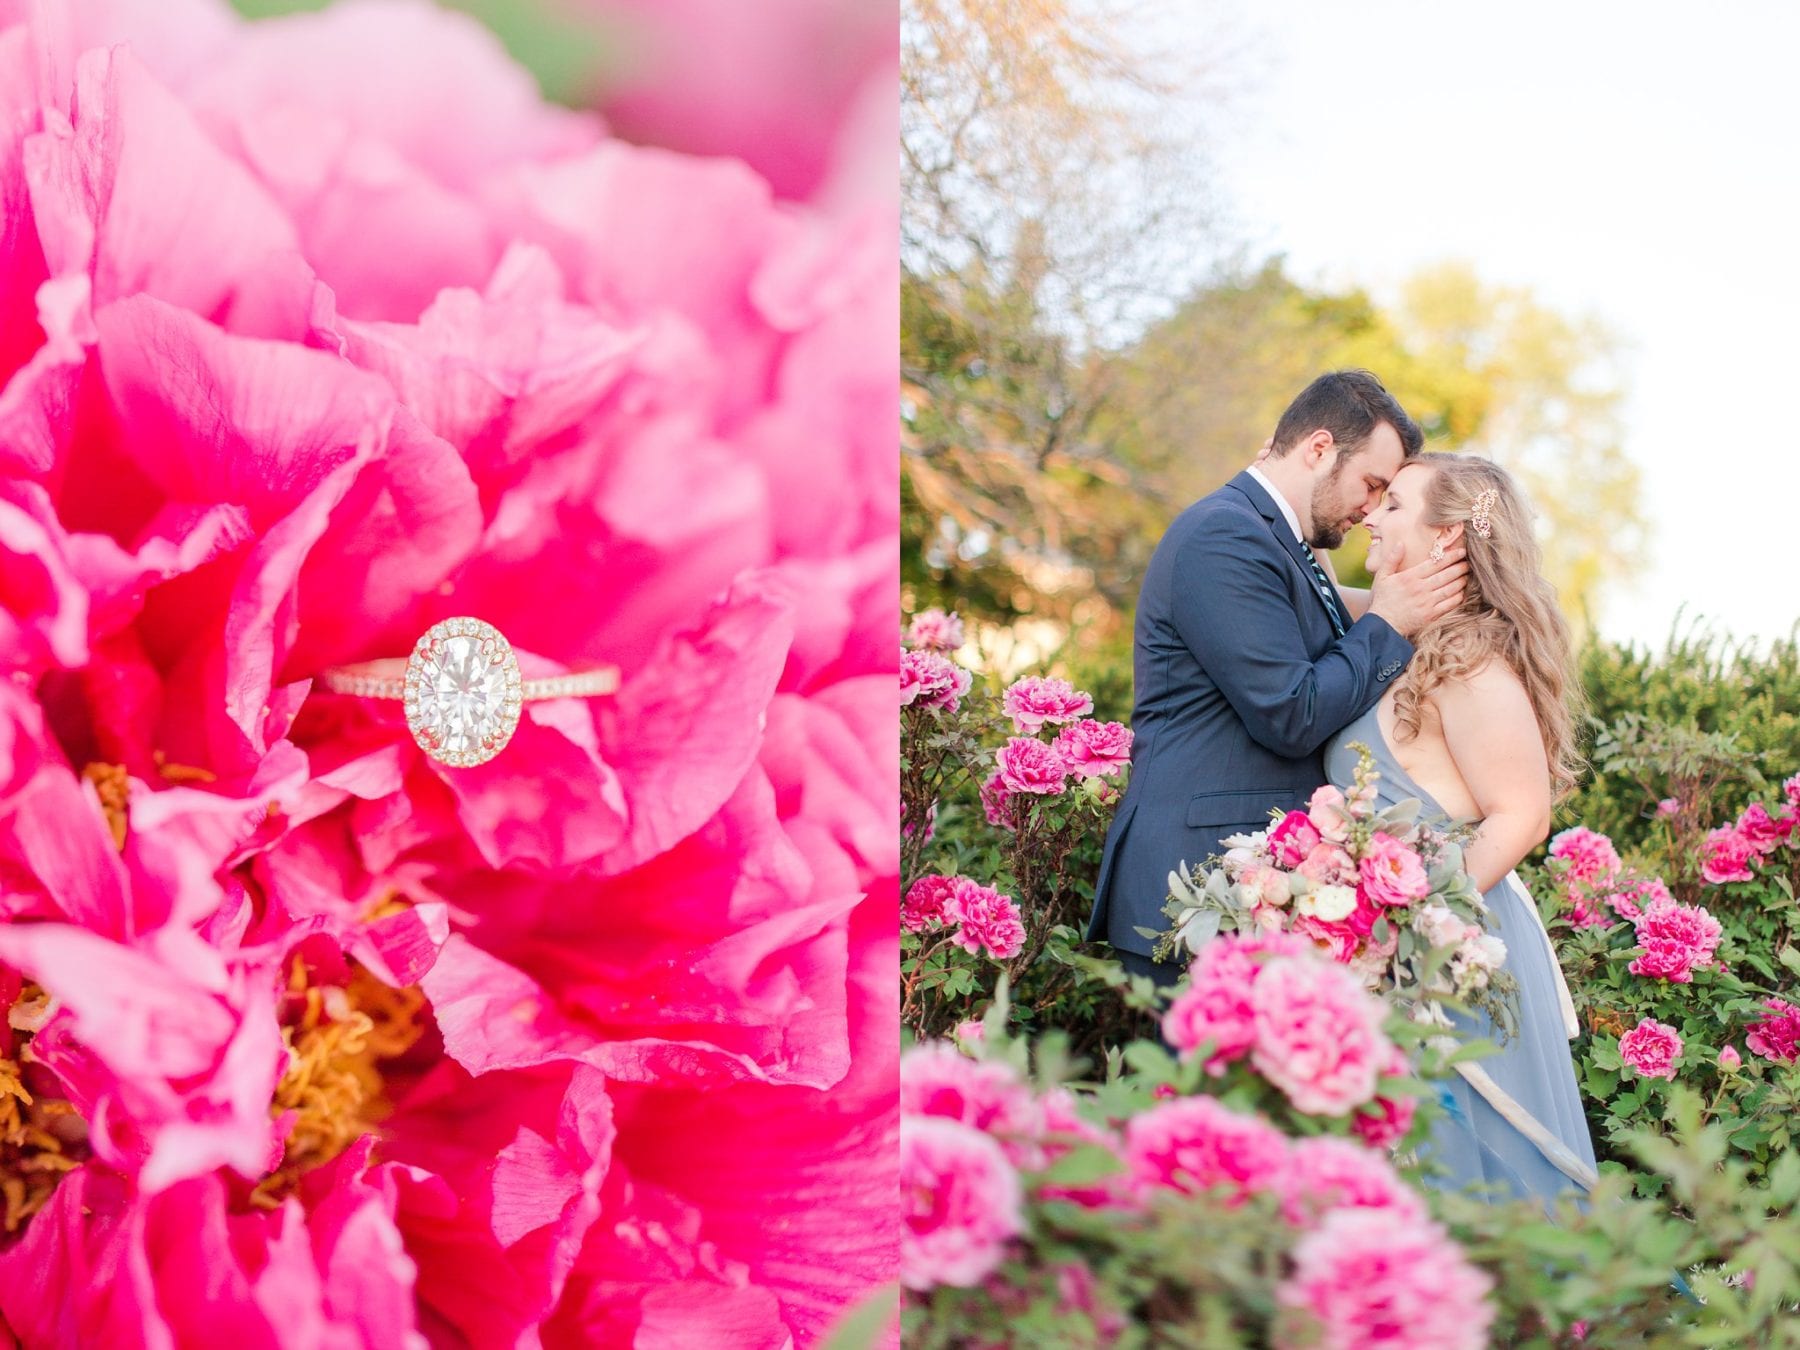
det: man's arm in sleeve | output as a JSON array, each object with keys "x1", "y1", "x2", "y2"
[{"x1": 1167, "y1": 516, "x2": 1413, "y2": 759}]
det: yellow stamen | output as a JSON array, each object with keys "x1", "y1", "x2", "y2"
[
  {"x1": 250, "y1": 964, "x2": 426, "y2": 1209},
  {"x1": 0, "y1": 986, "x2": 84, "y2": 1232},
  {"x1": 80, "y1": 764, "x2": 130, "y2": 851}
]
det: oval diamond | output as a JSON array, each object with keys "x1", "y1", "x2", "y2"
[{"x1": 404, "y1": 618, "x2": 522, "y2": 766}]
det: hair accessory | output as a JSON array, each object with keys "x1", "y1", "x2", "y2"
[{"x1": 1470, "y1": 487, "x2": 1499, "y2": 540}]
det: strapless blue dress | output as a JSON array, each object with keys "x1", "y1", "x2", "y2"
[{"x1": 1324, "y1": 705, "x2": 1599, "y2": 1207}]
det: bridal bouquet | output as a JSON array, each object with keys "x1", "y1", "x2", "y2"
[{"x1": 1154, "y1": 745, "x2": 1519, "y2": 1035}]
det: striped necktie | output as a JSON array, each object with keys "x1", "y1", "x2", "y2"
[{"x1": 1299, "y1": 541, "x2": 1347, "y2": 638}]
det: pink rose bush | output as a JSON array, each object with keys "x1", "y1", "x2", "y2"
[
  {"x1": 1159, "y1": 747, "x2": 1517, "y2": 1030},
  {"x1": 0, "y1": 1, "x2": 896, "y2": 1342}
]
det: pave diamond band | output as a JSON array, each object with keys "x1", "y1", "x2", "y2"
[{"x1": 320, "y1": 617, "x2": 619, "y2": 768}]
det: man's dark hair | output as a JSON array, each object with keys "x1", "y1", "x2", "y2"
[{"x1": 1268, "y1": 370, "x2": 1423, "y2": 461}]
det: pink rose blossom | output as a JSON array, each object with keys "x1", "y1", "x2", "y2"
[
  {"x1": 944, "y1": 880, "x2": 1027, "y2": 960},
  {"x1": 1243, "y1": 863, "x2": 1295, "y2": 910},
  {"x1": 1298, "y1": 842, "x2": 1358, "y2": 887},
  {"x1": 1306, "y1": 784, "x2": 1350, "y2": 842},
  {"x1": 1123, "y1": 1096, "x2": 1289, "y2": 1207},
  {"x1": 1250, "y1": 957, "x2": 1391, "y2": 1116},
  {"x1": 1000, "y1": 676, "x2": 1093, "y2": 734},
  {"x1": 1701, "y1": 827, "x2": 1757, "y2": 885},
  {"x1": 1619, "y1": 1018, "x2": 1683, "y2": 1080},
  {"x1": 1357, "y1": 832, "x2": 1430, "y2": 908},
  {"x1": 1276, "y1": 1207, "x2": 1495, "y2": 1350},
  {"x1": 900, "y1": 1116, "x2": 1023, "y2": 1290},
  {"x1": 1278, "y1": 1136, "x2": 1427, "y2": 1228},
  {"x1": 1628, "y1": 899, "x2": 1723, "y2": 983},
  {"x1": 906, "y1": 608, "x2": 965, "y2": 652},
  {"x1": 995, "y1": 736, "x2": 1068, "y2": 796},
  {"x1": 979, "y1": 771, "x2": 1017, "y2": 831},
  {"x1": 1747, "y1": 999, "x2": 1800, "y2": 1064},
  {"x1": 1719, "y1": 1045, "x2": 1742, "y2": 1070},
  {"x1": 1054, "y1": 719, "x2": 1134, "y2": 779},
  {"x1": 901, "y1": 648, "x2": 972, "y2": 712},
  {"x1": 903, "y1": 874, "x2": 957, "y2": 932},
  {"x1": 1549, "y1": 827, "x2": 1623, "y2": 887},
  {"x1": 1269, "y1": 811, "x2": 1324, "y2": 867}
]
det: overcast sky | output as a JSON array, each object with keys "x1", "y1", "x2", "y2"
[{"x1": 1194, "y1": 0, "x2": 1798, "y2": 651}]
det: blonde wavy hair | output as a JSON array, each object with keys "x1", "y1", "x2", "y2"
[{"x1": 1389, "y1": 454, "x2": 1586, "y2": 801}]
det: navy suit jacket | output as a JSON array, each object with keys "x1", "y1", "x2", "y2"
[{"x1": 1087, "y1": 471, "x2": 1414, "y2": 957}]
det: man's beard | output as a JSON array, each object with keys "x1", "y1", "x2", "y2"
[{"x1": 1307, "y1": 462, "x2": 1354, "y2": 551}]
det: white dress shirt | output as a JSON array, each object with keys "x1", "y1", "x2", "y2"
[{"x1": 1246, "y1": 464, "x2": 1304, "y2": 544}]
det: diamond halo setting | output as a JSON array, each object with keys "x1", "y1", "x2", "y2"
[{"x1": 402, "y1": 618, "x2": 524, "y2": 767}]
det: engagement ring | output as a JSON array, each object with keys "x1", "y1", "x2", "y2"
[{"x1": 320, "y1": 617, "x2": 620, "y2": 767}]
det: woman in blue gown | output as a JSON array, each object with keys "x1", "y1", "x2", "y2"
[{"x1": 1321, "y1": 453, "x2": 1598, "y2": 1207}]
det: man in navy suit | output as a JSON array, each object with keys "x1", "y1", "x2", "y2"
[{"x1": 1087, "y1": 370, "x2": 1468, "y2": 985}]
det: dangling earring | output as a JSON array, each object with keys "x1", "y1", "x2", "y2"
[{"x1": 1428, "y1": 538, "x2": 1446, "y2": 564}]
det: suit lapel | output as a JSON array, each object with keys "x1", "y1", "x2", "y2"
[{"x1": 1225, "y1": 472, "x2": 1350, "y2": 633}]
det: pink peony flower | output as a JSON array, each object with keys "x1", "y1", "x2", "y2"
[
  {"x1": 944, "y1": 880, "x2": 1027, "y2": 960},
  {"x1": 1000, "y1": 676, "x2": 1093, "y2": 735},
  {"x1": 1701, "y1": 827, "x2": 1757, "y2": 885},
  {"x1": 1269, "y1": 811, "x2": 1324, "y2": 868},
  {"x1": 1306, "y1": 784, "x2": 1350, "y2": 843},
  {"x1": 1619, "y1": 1018, "x2": 1683, "y2": 1080},
  {"x1": 995, "y1": 736, "x2": 1068, "y2": 796},
  {"x1": 903, "y1": 874, "x2": 957, "y2": 932},
  {"x1": 1250, "y1": 957, "x2": 1391, "y2": 1115},
  {"x1": 1161, "y1": 936, "x2": 1294, "y2": 1075},
  {"x1": 1785, "y1": 773, "x2": 1800, "y2": 811},
  {"x1": 1278, "y1": 1136, "x2": 1428, "y2": 1229},
  {"x1": 1123, "y1": 1096, "x2": 1289, "y2": 1207},
  {"x1": 900, "y1": 1116, "x2": 1023, "y2": 1290},
  {"x1": 1656, "y1": 797, "x2": 1681, "y2": 817},
  {"x1": 901, "y1": 648, "x2": 972, "y2": 712},
  {"x1": 1276, "y1": 1207, "x2": 1495, "y2": 1350},
  {"x1": 0, "y1": 0, "x2": 901, "y2": 1341},
  {"x1": 1292, "y1": 914, "x2": 1361, "y2": 964},
  {"x1": 1606, "y1": 875, "x2": 1671, "y2": 923},
  {"x1": 906, "y1": 608, "x2": 965, "y2": 652},
  {"x1": 1737, "y1": 803, "x2": 1786, "y2": 856},
  {"x1": 1357, "y1": 833, "x2": 1430, "y2": 908},
  {"x1": 979, "y1": 770, "x2": 1017, "y2": 831},
  {"x1": 1628, "y1": 898, "x2": 1724, "y2": 984},
  {"x1": 1719, "y1": 1045, "x2": 1742, "y2": 1070},
  {"x1": 1747, "y1": 999, "x2": 1800, "y2": 1064},
  {"x1": 901, "y1": 1043, "x2": 1044, "y2": 1165},
  {"x1": 1054, "y1": 719, "x2": 1134, "y2": 779},
  {"x1": 1549, "y1": 827, "x2": 1623, "y2": 887},
  {"x1": 1352, "y1": 1043, "x2": 1419, "y2": 1151}
]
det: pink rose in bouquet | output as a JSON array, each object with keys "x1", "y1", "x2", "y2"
[
  {"x1": 1701, "y1": 827, "x2": 1757, "y2": 885},
  {"x1": 900, "y1": 1116, "x2": 1023, "y2": 1290},
  {"x1": 1358, "y1": 832, "x2": 1430, "y2": 908},
  {"x1": 995, "y1": 736, "x2": 1068, "y2": 796},
  {"x1": 1306, "y1": 784, "x2": 1350, "y2": 843},
  {"x1": 1747, "y1": 998, "x2": 1800, "y2": 1064},
  {"x1": 1619, "y1": 1018, "x2": 1683, "y2": 1080},
  {"x1": 1297, "y1": 842, "x2": 1358, "y2": 888},
  {"x1": 1054, "y1": 719, "x2": 1134, "y2": 779},
  {"x1": 1269, "y1": 811, "x2": 1323, "y2": 867},
  {"x1": 1000, "y1": 676, "x2": 1094, "y2": 735}
]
